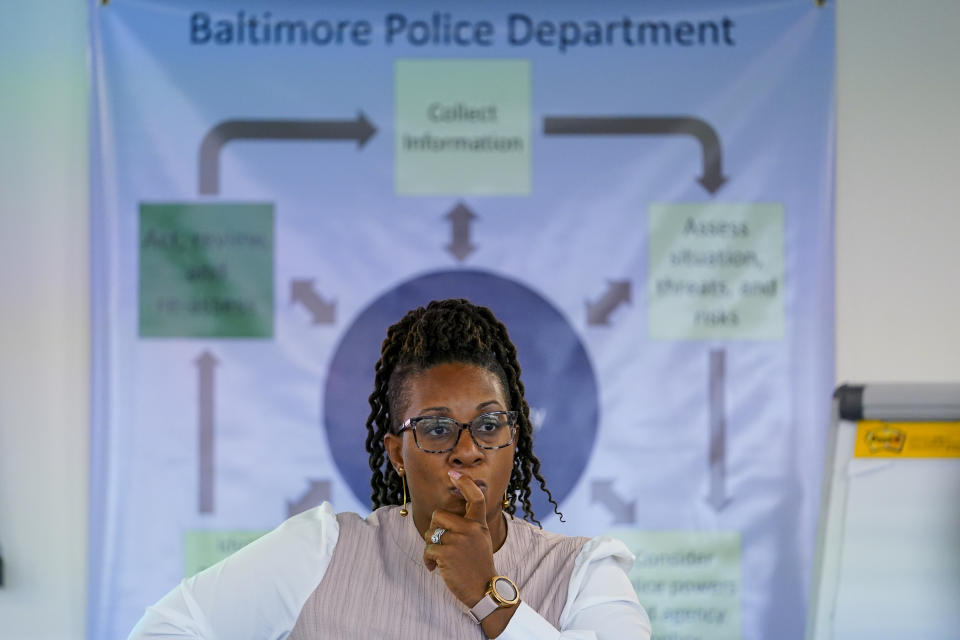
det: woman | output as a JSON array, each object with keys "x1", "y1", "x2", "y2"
[{"x1": 130, "y1": 299, "x2": 651, "y2": 639}]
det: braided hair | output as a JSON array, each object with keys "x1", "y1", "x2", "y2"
[{"x1": 364, "y1": 298, "x2": 563, "y2": 526}]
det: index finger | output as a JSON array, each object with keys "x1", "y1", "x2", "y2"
[{"x1": 448, "y1": 470, "x2": 486, "y2": 523}]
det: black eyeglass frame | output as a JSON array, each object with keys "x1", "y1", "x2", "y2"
[{"x1": 397, "y1": 410, "x2": 519, "y2": 454}]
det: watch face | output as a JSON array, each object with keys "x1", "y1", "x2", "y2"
[{"x1": 493, "y1": 577, "x2": 518, "y2": 602}]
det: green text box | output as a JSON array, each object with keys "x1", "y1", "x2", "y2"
[
  {"x1": 139, "y1": 202, "x2": 274, "y2": 338},
  {"x1": 395, "y1": 59, "x2": 531, "y2": 195},
  {"x1": 648, "y1": 203, "x2": 784, "y2": 340},
  {"x1": 613, "y1": 530, "x2": 742, "y2": 640},
  {"x1": 183, "y1": 529, "x2": 270, "y2": 578}
]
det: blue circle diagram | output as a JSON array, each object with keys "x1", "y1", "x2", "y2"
[{"x1": 324, "y1": 270, "x2": 598, "y2": 521}]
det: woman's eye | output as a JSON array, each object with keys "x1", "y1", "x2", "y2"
[
  {"x1": 475, "y1": 417, "x2": 501, "y2": 432},
  {"x1": 424, "y1": 422, "x2": 453, "y2": 437}
]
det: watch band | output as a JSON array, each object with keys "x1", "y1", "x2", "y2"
[
  {"x1": 469, "y1": 576, "x2": 520, "y2": 624},
  {"x1": 468, "y1": 593, "x2": 500, "y2": 623}
]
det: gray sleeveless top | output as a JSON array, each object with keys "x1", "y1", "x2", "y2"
[{"x1": 289, "y1": 506, "x2": 588, "y2": 639}]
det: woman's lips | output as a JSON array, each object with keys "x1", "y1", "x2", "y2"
[{"x1": 449, "y1": 479, "x2": 487, "y2": 497}]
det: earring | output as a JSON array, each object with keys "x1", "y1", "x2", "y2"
[
  {"x1": 502, "y1": 491, "x2": 511, "y2": 509},
  {"x1": 399, "y1": 468, "x2": 409, "y2": 517}
]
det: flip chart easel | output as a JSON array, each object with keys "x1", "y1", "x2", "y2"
[{"x1": 806, "y1": 383, "x2": 960, "y2": 640}]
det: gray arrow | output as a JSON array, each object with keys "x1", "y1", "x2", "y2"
[
  {"x1": 586, "y1": 280, "x2": 631, "y2": 325},
  {"x1": 196, "y1": 350, "x2": 219, "y2": 514},
  {"x1": 290, "y1": 279, "x2": 335, "y2": 324},
  {"x1": 287, "y1": 480, "x2": 331, "y2": 517},
  {"x1": 543, "y1": 116, "x2": 728, "y2": 194},
  {"x1": 708, "y1": 349, "x2": 729, "y2": 511},
  {"x1": 198, "y1": 112, "x2": 377, "y2": 194},
  {"x1": 445, "y1": 202, "x2": 477, "y2": 262},
  {"x1": 592, "y1": 480, "x2": 635, "y2": 524}
]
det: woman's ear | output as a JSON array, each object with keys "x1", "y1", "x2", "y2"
[{"x1": 384, "y1": 432, "x2": 403, "y2": 472}]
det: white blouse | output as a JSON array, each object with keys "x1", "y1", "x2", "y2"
[{"x1": 129, "y1": 503, "x2": 652, "y2": 639}]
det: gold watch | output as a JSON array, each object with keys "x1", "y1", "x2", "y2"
[{"x1": 469, "y1": 575, "x2": 520, "y2": 623}]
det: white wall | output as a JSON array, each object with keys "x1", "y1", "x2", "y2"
[
  {"x1": 835, "y1": 0, "x2": 960, "y2": 382},
  {"x1": 0, "y1": 1, "x2": 957, "y2": 637},
  {"x1": 0, "y1": 2, "x2": 90, "y2": 638}
]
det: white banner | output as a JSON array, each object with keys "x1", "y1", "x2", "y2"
[{"x1": 89, "y1": 2, "x2": 835, "y2": 638}]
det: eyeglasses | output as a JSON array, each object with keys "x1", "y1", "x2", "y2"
[{"x1": 398, "y1": 411, "x2": 518, "y2": 454}]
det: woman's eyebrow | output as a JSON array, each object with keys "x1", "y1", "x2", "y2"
[
  {"x1": 418, "y1": 406, "x2": 450, "y2": 415},
  {"x1": 417, "y1": 400, "x2": 502, "y2": 415}
]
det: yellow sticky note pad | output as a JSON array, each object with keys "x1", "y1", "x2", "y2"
[{"x1": 855, "y1": 421, "x2": 960, "y2": 458}]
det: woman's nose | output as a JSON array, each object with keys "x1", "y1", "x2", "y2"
[{"x1": 450, "y1": 425, "x2": 484, "y2": 465}]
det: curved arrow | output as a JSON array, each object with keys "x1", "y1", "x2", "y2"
[
  {"x1": 198, "y1": 112, "x2": 377, "y2": 194},
  {"x1": 543, "y1": 116, "x2": 727, "y2": 194}
]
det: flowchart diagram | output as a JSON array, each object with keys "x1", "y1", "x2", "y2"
[{"x1": 91, "y1": 4, "x2": 834, "y2": 640}]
